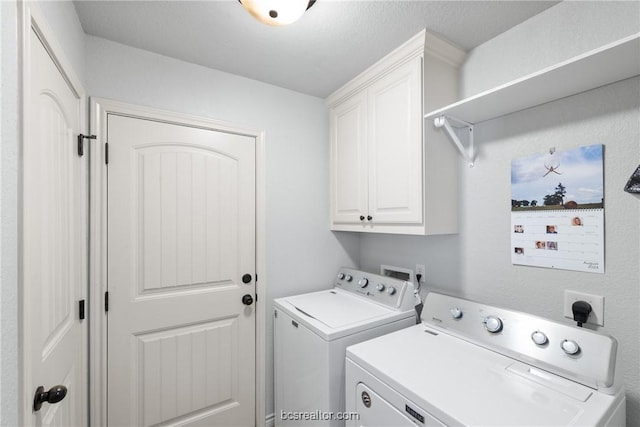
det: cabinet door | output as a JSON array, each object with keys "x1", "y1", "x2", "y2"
[
  {"x1": 367, "y1": 57, "x2": 423, "y2": 224},
  {"x1": 330, "y1": 92, "x2": 368, "y2": 225}
]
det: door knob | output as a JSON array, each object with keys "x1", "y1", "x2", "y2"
[
  {"x1": 242, "y1": 294, "x2": 254, "y2": 306},
  {"x1": 33, "y1": 385, "x2": 67, "y2": 411}
]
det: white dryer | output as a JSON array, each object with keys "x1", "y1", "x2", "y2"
[
  {"x1": 346, "y1": 292, "x2": 626, "y2": 426},
  {"x1": 274, "y1": 267, "x2": 417, "y2": 426}
]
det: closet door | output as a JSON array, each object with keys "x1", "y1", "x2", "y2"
[
  {"x1": 367, "y1": 56, "x2": 423, "y2": 224},
  {"x1": 24, "y1": 24, "x2": 87, "y2": 427}
]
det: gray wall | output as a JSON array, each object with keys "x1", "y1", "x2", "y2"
[
  {"x1": 360, "y1": 2, "x2": 640, "y2": 424},
  {"x1": 458, "y1": 76, "x2": 640, "y2": 424},
  {"x1": 84, "y1": 35, "x2": 361, "y2": 419},
  {"x1": 1, "y1": 2, "x2": 19, "y2": 425},
  {"x1": 460, "y1": 1, "x2": 640, "y2": 98}
]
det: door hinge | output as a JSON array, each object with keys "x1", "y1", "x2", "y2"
[
  {"x1": 79, "y1": 300, "x2": 85, "y2": 320},
  {"x1": 77, "y1": 134, "x2": 96, "y2": 157},
  {"x1": 105, "y1": 291, "x2": 109, "y2": 312},
  {"x1": 105, "y1": 143, "x2": 109, "y2": 165}
]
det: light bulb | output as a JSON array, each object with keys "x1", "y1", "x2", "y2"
[{"x1": 241, "y1": 0, "x2": 310, "y2": 26}]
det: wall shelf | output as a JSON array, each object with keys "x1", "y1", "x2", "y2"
[{"x1": 425, "y1": 33, "x2": 640, "y2": 126}]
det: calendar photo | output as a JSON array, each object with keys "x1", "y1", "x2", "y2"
[{"x1": 510, "y1": 144, "x2": 604, "y2": 273}]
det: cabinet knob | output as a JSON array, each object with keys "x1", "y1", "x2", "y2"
[
  {"x1": 367, "y1": 215, "x2": 373, "y2": 221},
  {"x1": 359, "y1": 215, "x2": 365, "y2": 221}
]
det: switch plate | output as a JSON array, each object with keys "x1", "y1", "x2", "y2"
[
  {"x1": 563, "y1": 290, "x2": 604, "y2": 326},
  {"x1": 415, "y1": 264, "x2": 426, "y2": 282}
]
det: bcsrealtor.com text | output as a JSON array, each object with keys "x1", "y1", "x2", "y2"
[{"x1": 280, "y1": 410, "x2": 360, "y2": 421}]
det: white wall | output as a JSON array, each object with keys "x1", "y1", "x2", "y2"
[
  {"x1": 84, "y1": 35, "x2": 361, "y2": 419},
  {"x1": 359, "y1": 234, "x2": 461, "y2": 300},
  {"x1": 360, "y1": 2, "x2": 640, "y2": 425},
  {"x1": 460, "y1": 3, "x2": 640, "y2": 423},
  {"x1": 1, "y1": 2, "x2": 22, "y2": 425},
  {"x1": 461, "y1": 75, "x2": 640, "y2": 424},
  {"x1": 460, "y1": 1, "x2": 640, "y2": 97},
  {"x1": 34, "y1": 0, "x2": 86, "y2": 82}
]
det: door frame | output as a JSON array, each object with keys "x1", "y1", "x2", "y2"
[
  {"x1": 88, "y1": 98, "x2": 267, "y2": 426},
  {"x1": 19, "y1": 2, "x2": 88, "y2": 425}
]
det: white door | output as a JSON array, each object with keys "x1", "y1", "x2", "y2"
[
  {"x1": 367, "y1": 56, "x2": 423, "y2": 224},
  {"x1": 330, "y1": 91, "x2": 368, "y2": 225},
  {"x1": 106, "y1": 114, "x2": 256, "y2": 426},
  {"x1": 24, "y1": 27, "x2": 87, "y2": 426}
]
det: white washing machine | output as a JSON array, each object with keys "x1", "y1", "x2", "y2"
[
  {"x1": 346, "y1": 292, "x2": 626, "y2": 427},
  {"x1": 274, "y1": 267, "x2": 417, "y2": 426}
]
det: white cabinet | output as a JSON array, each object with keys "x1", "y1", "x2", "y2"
[
  {"x1": 328, "y1": 30, "x2": 465, "y2": 235},
  {"x1": 367, "y1": 57, "x2": 423, "y2": 225},
  {"x1": 329, "y1": 91, "x2": 368, "y2": 225}
]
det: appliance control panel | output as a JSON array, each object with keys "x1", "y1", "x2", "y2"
[
  {"x1": 334, "y1": 267, "x2": 415, "y2": 311},
  {"x1": 422, "y1": 292, "x2": 617, "y2": 391}
]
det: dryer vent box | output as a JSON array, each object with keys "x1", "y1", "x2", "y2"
[{"x1": 380, "y1": 265, "x2": 415, "y2": 284}]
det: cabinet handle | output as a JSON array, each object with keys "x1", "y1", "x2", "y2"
[
  {"x1": 360, "y1": 215, "x2": 365, "y2": 221},
  {"x1": 367, "y1": 215, "x2": 373, "y2": 221}
]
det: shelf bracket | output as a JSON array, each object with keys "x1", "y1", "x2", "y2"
[{"x1": 434, "y1": 115, "x2": 475, "y2": 167}]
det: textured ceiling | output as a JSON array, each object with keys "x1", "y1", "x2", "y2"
[{"x1": 74, "y1": 0, "x2": 559, "y2": 98}]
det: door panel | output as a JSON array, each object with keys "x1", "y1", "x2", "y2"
[
  {"x1": 330, "y1": 92, "x2": 368, "y2": 225},
  {"x1": 25, "y1": 27, "x2": 86, "y2": 426},
  {"x1": 137, "y1": 318, "x2": 239, "y2": 425},
  {"x1": 107, "y1": 115, "x2": 256, "y2": 426},
  {"x1": 136, "y1": 146, "x2": 237, "y2": 294},
  {"x1": 368, "y1": 56, "x2": 423, "y2": 224}
]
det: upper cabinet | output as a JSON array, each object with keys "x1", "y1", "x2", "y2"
[{"x1": 327, "y1": 30, "x2": 466, "y2": 235}]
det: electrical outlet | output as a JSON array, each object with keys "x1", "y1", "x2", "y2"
[
  {"x1": 415, "y1": 264, "x2": 426, "y2": 282},
  {"x1": 563, "y1": 290, "x2": 604, "y2": 326}
]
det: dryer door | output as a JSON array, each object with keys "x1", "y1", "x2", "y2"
[{"x1": 355, "y1": 383, "x2": 444, "y2": 427}]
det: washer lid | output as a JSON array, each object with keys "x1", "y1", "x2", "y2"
[{"x1": 286, "y1": 290, "x2": 393, "y2": 329}]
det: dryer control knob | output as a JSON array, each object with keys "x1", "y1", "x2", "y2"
[
  {"x1": 561, "y1": 339, "x2": 580, "y2": 355},
  {"x1": 358, "y1": 278, "x2": 369, "y2": 288},
  {"x1": 386, "y1": 287, "x2": 396, "y2": 295},
  {"x1": 376, "y1": 283, "x2": 385, "y2": 292},
  {"x1": 345, "y1": 275, "x2": 353, "y2": 282},
  {"x1": 531, "y1": 331, "x2": 548, "y2": 346},
  {"x1": 337, "y1": 273, "x2": 345, "y2": 280},
  {"x1": 450, "y1": 307, "x2": 462, "y2": 319},
  {"x1": 483, "y1": 316, "x2": 503, "y2": 333}
]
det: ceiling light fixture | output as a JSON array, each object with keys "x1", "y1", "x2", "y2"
[{"x1": 240, "y1": 0, "x2": 316, "y2": 26}]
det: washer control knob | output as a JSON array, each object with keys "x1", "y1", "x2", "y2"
[
  {"x1": 531, "y1": 331, "x2": 548, "y2": 346},
  {"x1": 376, "y1": 283, "x2": 385, "y2": 292},
  {"x1": 450, "y1": 307, "x2": 463, "y2": 319},
  {"x1": 345, "y1": 275, "x2": 353, "y2": 282},
  {"x1": 337, "y1": 273, "x2": 345, "y2": 280},
  {"x1": 358, "y1": 278, "x2": 369, "y2": 288},
  {"x1": 386, "y1": 287, "x2": 396, "y2": 295},
  {"x1": 561, "y1": 339, "x2": 580, "y2": 355},
  {"x1": 483, "y1": 316, "x2": 503, "y2": 333}
]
